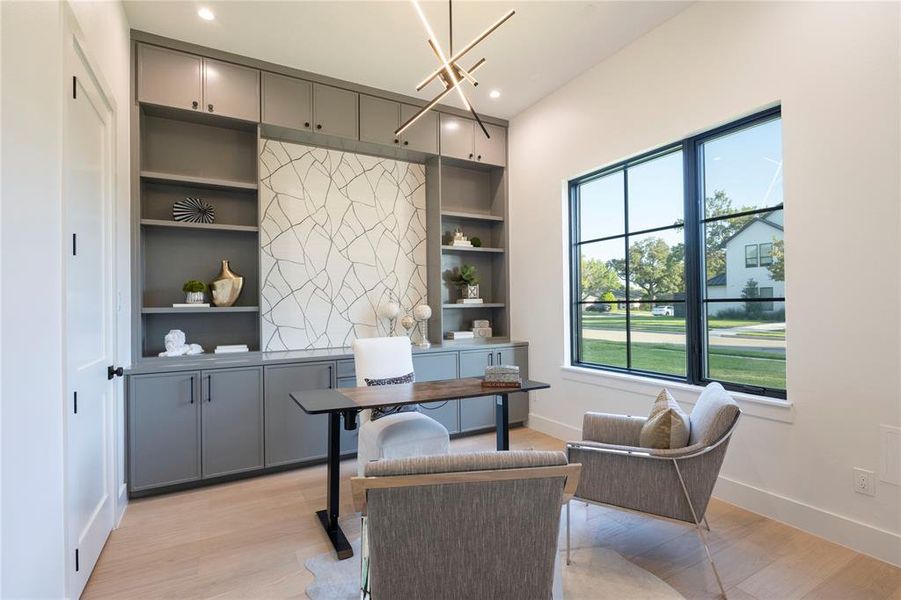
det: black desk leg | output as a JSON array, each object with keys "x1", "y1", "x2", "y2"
[
  {"x1": 315, "y1": 411, "x2": 353, "y2": 560},
  {"x1": 496, "y1": 394, "x2": 510, "y2": 451}
]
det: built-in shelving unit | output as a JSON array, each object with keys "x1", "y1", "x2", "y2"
[
  {"x1": 441, "y1": 245, "x2": 504, "y2": 254},
  {"x1": 439, "y1": 209, "x2": 504, "y2": 222},
  {"x1": 135, "y1": 106, "x2": 261, "y2": 357}
]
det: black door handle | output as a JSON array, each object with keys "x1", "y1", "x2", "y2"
[{"x1": 107, "y1": 365, "x2": 123, "y2": 380}]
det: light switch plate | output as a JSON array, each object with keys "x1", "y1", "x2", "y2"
[{"x1": 879, "y1": 425, "x2": 901, "y2": 485}]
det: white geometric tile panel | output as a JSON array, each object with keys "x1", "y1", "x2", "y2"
[{"x1": 259, "y1": 140, "x2": 427, "y2": 350}]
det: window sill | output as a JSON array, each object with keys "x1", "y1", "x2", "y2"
[{"x1": 559, "y1": 365, "x2": 794, "y2": 424}]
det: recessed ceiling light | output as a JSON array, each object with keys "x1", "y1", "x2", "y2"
[
  {"x1": 489, "y1": 90, "x2": 501, "y2": 99},
  {"x1": 197, "y1": 7, "x2": 215, "y2": 21}
]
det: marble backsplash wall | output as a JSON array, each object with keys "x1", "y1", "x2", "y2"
[{"x1": 258, "y1": 140, "x2": 428, "y2": 351}]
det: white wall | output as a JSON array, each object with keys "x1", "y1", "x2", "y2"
[
  {"x1": 509, "y1": 1, "x2": 901, "y2": 565},
  {"x1": 0, "y1": 0, "x2": 130, "y2": 596}
]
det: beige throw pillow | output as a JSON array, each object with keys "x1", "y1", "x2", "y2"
[{"x1": 639, "y1": 389, "x2": 691, "y2": 449}]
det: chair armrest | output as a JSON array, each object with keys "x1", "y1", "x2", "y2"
[
  {"x1": 581, "y1": 412, "x2": 646, "y2": 446},
  {"x1": 567, "y1": 439, "x2": 708, "y2": 461}
]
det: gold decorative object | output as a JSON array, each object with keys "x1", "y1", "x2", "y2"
[{"x1": 210, "y1": 260, "x2": 244, "y2": 307}]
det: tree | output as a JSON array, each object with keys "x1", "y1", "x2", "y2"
[
  {"x1": 704, "y1": 190, "x2": 757, "y2": 280},
  {"x1": 767, "y1": 239, "x2": 785, "y2": 282},
  {"x1": 580, "y1": 256, "x2": 622, "y2": 300},
  {"x1": 742, "y1": 278, "x2": 764, "y2": 319},
  {"x1": 610, "y1": 237, "x2": 683, "y2": 301}
]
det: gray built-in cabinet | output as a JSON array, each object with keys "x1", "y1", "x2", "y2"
[
  {"x1": 359, "y1": 95, "x2": 439, "y2": 154},
  {"x1": 261, "y1": 73, "x2": 359, "y2": 141},
  {"x1": 439, "y1": 114, "x2": 507, "y2": 167}
]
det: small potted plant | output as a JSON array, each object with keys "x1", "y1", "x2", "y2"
[
  {"x1": 182, "y1": 280, "x2": 207, "y2": 304},
  {"x1": 450, "y1": 264, "x2": 481, "y2": 301}
]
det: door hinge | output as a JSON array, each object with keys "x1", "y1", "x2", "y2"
[
  {"x1": 72, "y1": 76, "x2": 77, "y2": 100},
  {"x1": 73, "y1": 391, "x2": 77, "y2": 414},
  {"x1": 72, "y1": 233, "x2": 77, "y2": 256},
  {"x1": 75, "y1": 548, "x2": 79, "y2": 572}
]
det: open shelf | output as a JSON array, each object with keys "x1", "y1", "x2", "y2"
[
  {"x1": 440, "y1": 209, "x2": 503, "y2": 222},
  {"x1": 441, "y1": 245, "x2": 504, "y2": 254},
  {"x1": 140, "y1": 219, "x2": 258, "y2": 233},
  {"x1": 443, "y1": 303, "x2": 505, "y2": 309},
  {"x1": 140, "y1": 170, "x2": 258, "y2": 192},
  {"x1": 142, "y1": 306, "x2": 260, "y2": 314}
]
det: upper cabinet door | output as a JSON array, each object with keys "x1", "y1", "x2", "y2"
[
  {"x1": 262, "y1": 72, "x2": 312, "y2": 132},
  {"x1": 202, "y1": 58, "x2": 260, "y2": 122},
  {"x1": 474, "y1": 123, "x2": 507, "y2": 167},
  {"x1": 360, "y1": 95, "x2": 401, "y2": 146},
  {"x1": 137, "y1": 44, "x2": 202, "y2": 112},
  {"x1": 440, "y1": 114, "x2": 475, "y2": 161},
  {"x1": 313, "y1": 83, "x2": 358, "y2": 140},
  {"x1": 401, "y1": 104, "x2": 438, "y2": 155}
]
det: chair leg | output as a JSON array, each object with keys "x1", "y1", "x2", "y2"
[
  {"x1": 703, "y1": 515, "x2": 711, "y2": 532},
  {"x1": 566, "y1": 500, "x2": 572, "y2": 566},
  {"x1": 672, "y1": 460, "x2": 727, "y2": 599}
]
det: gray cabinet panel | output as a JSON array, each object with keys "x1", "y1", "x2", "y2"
[
  {"x1": 264, "y1": 362, "x2": 334, "y2": 466},
  {"x1": 458, "y1": 350, "x2": 495, "y2": 431},
  {"x1": 440, "y1": 114, "x2": 475, "y2": 161},
  {"x1": 137, "y1": 44, "x2": 202, "y2": 112},
  {"x1": 414, "y1": 353, "x2": 460, "y2": 433},
  {"x1": 313, "y1": 84, "x2": 358, "y2": 140},
  {"x1": 401, "y1": 104, "x2": 438, "y2": 154},
  {"x1": 202, "y1": 58, "x2": 260, "y2": 122},
  {"x1": 201, "y1": 367, "x2": 263, "y2": 478},
  {"x1": 474, "y1": 123, "x2": 507, "y2": 167},
  {"x1": 128, "y1": 371, "x2": 201, "y2": 491},
  {"x1": 500, "y1": 346, "x2": 528, "y2": 423},
  {"x1": 360, "y1": 95, "x2": 400, "y2": 146},
  {"x1": 262, "y1": 72, "x2": 312, "y2": 131}
]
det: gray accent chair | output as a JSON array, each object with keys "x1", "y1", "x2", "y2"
[
  {"x1": 566, "y1": 382, "x2": 740, "y2": 598},
  {"x1": 352, "y1": 451, "x2": 581, "y2": 599}
]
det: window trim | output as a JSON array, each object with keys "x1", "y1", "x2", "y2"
[
  {"x1": 568, "y1": 106, "x2": 785, "y2": 399},
  {"x1": 745, "y1": 244, "x2": 759, "y2": 268},
  {"x1": 759, "y1": 242, "x2": 774, "y2": 266}
]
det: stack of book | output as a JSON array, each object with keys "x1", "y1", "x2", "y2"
[
  {"x1": 172, "y1": 303, "x2": 210, "y2": 308},
  {"x1": 445, "y1": 331, "x2": 475, "y2": 340},
  {"x1": 455, "y1": 298, "x2": 484, "y2": 304},
  {"x1": 481, "y1": 365, "x2": 522, "y2": 388},
  {"x1": 451, "y1": 239, "x2": 473, "y2": 247},
  {"x1": 214, "y1": 344, "x2": 249, "y2": 354}
]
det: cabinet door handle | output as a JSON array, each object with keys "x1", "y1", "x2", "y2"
[
  {"x1": 192, "y1": 100, "x2": 199, "y2": 110},
  {"x1": 393, "y1": 138, "x2": 399, "y2": 144},
  {"x1": 328, "y1": 364, "x2": 334, "y2": 388},
  {"x1": 478, "y1": 155, "x2": 483, "y2": 161},
  {"x1": 207, "y1": 375, "x2": 212, "y2": 403},
  {"x1": 488, "y1": 353, "x2": 494, "y2": 366},
  {"x1": 304, "y1": 121, "x2": 310, "y2": 128},
  {"x1": 497, "y1": 352, "x2": 502, "y2": 365},
  {"x1": 403, "y1": 140, "x2": 409, "y2": 146},
  {"x1": 189, "y1": 375, "x2": 194, "y2": 404},
  {"x1": 469, "y1": 153, "x2": 474, "y2": 159},
  {"x1": 316, "y1": 124, "x2": 322, "y2": 130},
  {"x1": 208, "y1": 103, "x2": 214, "y2": 112}
]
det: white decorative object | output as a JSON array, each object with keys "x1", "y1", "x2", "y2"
[
  {"x1": 445, "y1": 331, "x2": 475, "y2": 340},
  {"x1": 214, "y1": 344, "x2": 249, "y2": 354},
  {"x1": 158, "y1": 329, "x2": 204, "y2": 357},
  {"x1": 379, "y1": 299, "x2": 401, "y2": 336},
  {"x1": 259, "y1": 141, "x2": 428, "y2": 349},
  {"x1": 400, "y1": 315, "x2": 416, "y2": 338},
  {"x1": 451, "y1": 227, "x2": 473, "y2": 247},
  {"x1": 413, "y1": 304, "x2": 432, "y2": 348},
  {"x1": 472, "y1": 326, "x2": 493, "y2": 338},
  {"x1": 473, "y1": 319, "x2": 490, "y2": 328},
  {"x1": 185, "y1": 291, "x2": 205, "y2": 304}
]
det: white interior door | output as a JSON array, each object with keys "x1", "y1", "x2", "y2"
[{"x1": 64, "y1": 37, "x2": 117, "y2": 598}]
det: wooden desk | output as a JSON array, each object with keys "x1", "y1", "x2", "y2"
[{"x1": 291, "y1": 377, "x2": 550, "y2": 560}]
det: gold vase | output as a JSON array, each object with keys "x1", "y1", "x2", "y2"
[{"x1": 210, "y1": 260, "x2": 244, "y2": 307}]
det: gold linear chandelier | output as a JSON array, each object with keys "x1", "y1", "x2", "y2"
[{"x1": 395, "y1": 0, "x2": 515, "y2": 139}]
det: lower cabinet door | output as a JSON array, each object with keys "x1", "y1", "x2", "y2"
[
  {"x1": 414, "y1": 353, "x2": 460, "y2": 433},
  {"x1": 459, "y1": 350, "x2": 496, "y2": 431},
  {"x1": 500, "y1": 346, "x2": 530, "y2": 424},
  {"x1": 201, "y1": 367, "x2": 263, "y2": 478},
  {"x1": 264, "y1": 362, "x2": 334, "y2": 467},
  {"x1": 128, "y1": 371, "x2": 201, "y2": 492}
]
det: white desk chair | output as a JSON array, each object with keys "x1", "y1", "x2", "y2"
[{"x1": 352, "y1": 337, "x2": 450, "y2": 476}]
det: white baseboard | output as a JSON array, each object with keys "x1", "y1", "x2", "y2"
[
  {"x1": 714, "y1": 476, "x2": 901, "y2": 567},
  {"x1": 115, "y1": 483, "x2": 128, "y2": 527},
  {"x1": 528, "y1": 413, "x2": 582, "y2": 442},
  {"x1": 529, "y1": 413, "x2": 901, "y2": 567}
]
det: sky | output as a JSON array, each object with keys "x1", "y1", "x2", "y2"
[{"x1": 579, "y1": 117, "x2": 783, "y2": 264}]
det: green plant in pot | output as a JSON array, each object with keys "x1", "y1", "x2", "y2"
[
  {"x1": 450, "y1": 264, "x2": 481, "y2": 302},
  {"x1": 182, "y1": 280, "x2": 207, "y2": 304}
]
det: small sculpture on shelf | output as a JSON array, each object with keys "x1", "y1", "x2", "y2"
[
  {"x1": 173, "y1": 197, "x2": 215, "y2": 224},
  {"x1": 400, "y1": 314, "x2": 416, "y2": 338},
  {"x1": 182, "y1": 280, "x2": 207, "y2": 305},
  {"x1": 412, "y1": 304, "x2": 432, "y2": 348},
  {"x1": 210, "y1": 260, "x2": 244, "y2": 307},
  {"x1": 158, "y1": 329, "x2": 204, "y2": 357},
  {"x1": 450, "y1": 227, "x2": 473, "y2": 247},
  {"x1": 449, "y1": 264, "x2": 482, "y2": 303},
  {"x1": 378, "y1": 294, "x2": 401, "y2": 336}
]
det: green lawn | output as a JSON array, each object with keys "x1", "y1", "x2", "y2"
[
  {"x1": 580, "y1": 339, "x2": 785, "y2": 389},
  {"x1": 581, "y1": 310, "x2": 785, "y2": 340}
]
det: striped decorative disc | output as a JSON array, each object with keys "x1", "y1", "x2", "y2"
[{"x1": 173, "y1": 197, "x2": 215, "y2": 224}]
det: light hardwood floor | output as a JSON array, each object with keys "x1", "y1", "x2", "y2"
[{"x1": 85, "y1": 428, "x2": 900, "y2": 599}]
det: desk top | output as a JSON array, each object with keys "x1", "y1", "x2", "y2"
[{"x1": 291, "y1": 377, "x2": 550, "y2": 415}]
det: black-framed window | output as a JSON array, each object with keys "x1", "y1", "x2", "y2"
[{"x1": 569, "y1": 107, "x2": 785, "y2": 398}]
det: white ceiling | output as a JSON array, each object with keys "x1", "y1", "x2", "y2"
[{"x1": 123, "y1": 1, "x2": 691, "y2": 119}]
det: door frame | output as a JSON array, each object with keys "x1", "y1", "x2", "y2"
[{"x1": 60, "y1": 6, "x2": 122, "y2": 597}]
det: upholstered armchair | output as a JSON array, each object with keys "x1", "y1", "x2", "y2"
[
  {"x1": 352, "y1": 337, "x2": 450, "y2": 476},
  {"x1": 566, "y1": 382, "x2": 740, "y2": 597},
  {"x1": 352, "y1": 451, "x2": 581, "y2": 599}
]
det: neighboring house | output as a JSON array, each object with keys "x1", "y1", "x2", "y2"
[{"x1": 707, "y1": 210, "x2": 783, "y2": 315}]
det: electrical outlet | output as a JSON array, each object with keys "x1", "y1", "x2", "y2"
[{"x1": 853, "y1": 468, "x2": 876, "y2": 496}]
